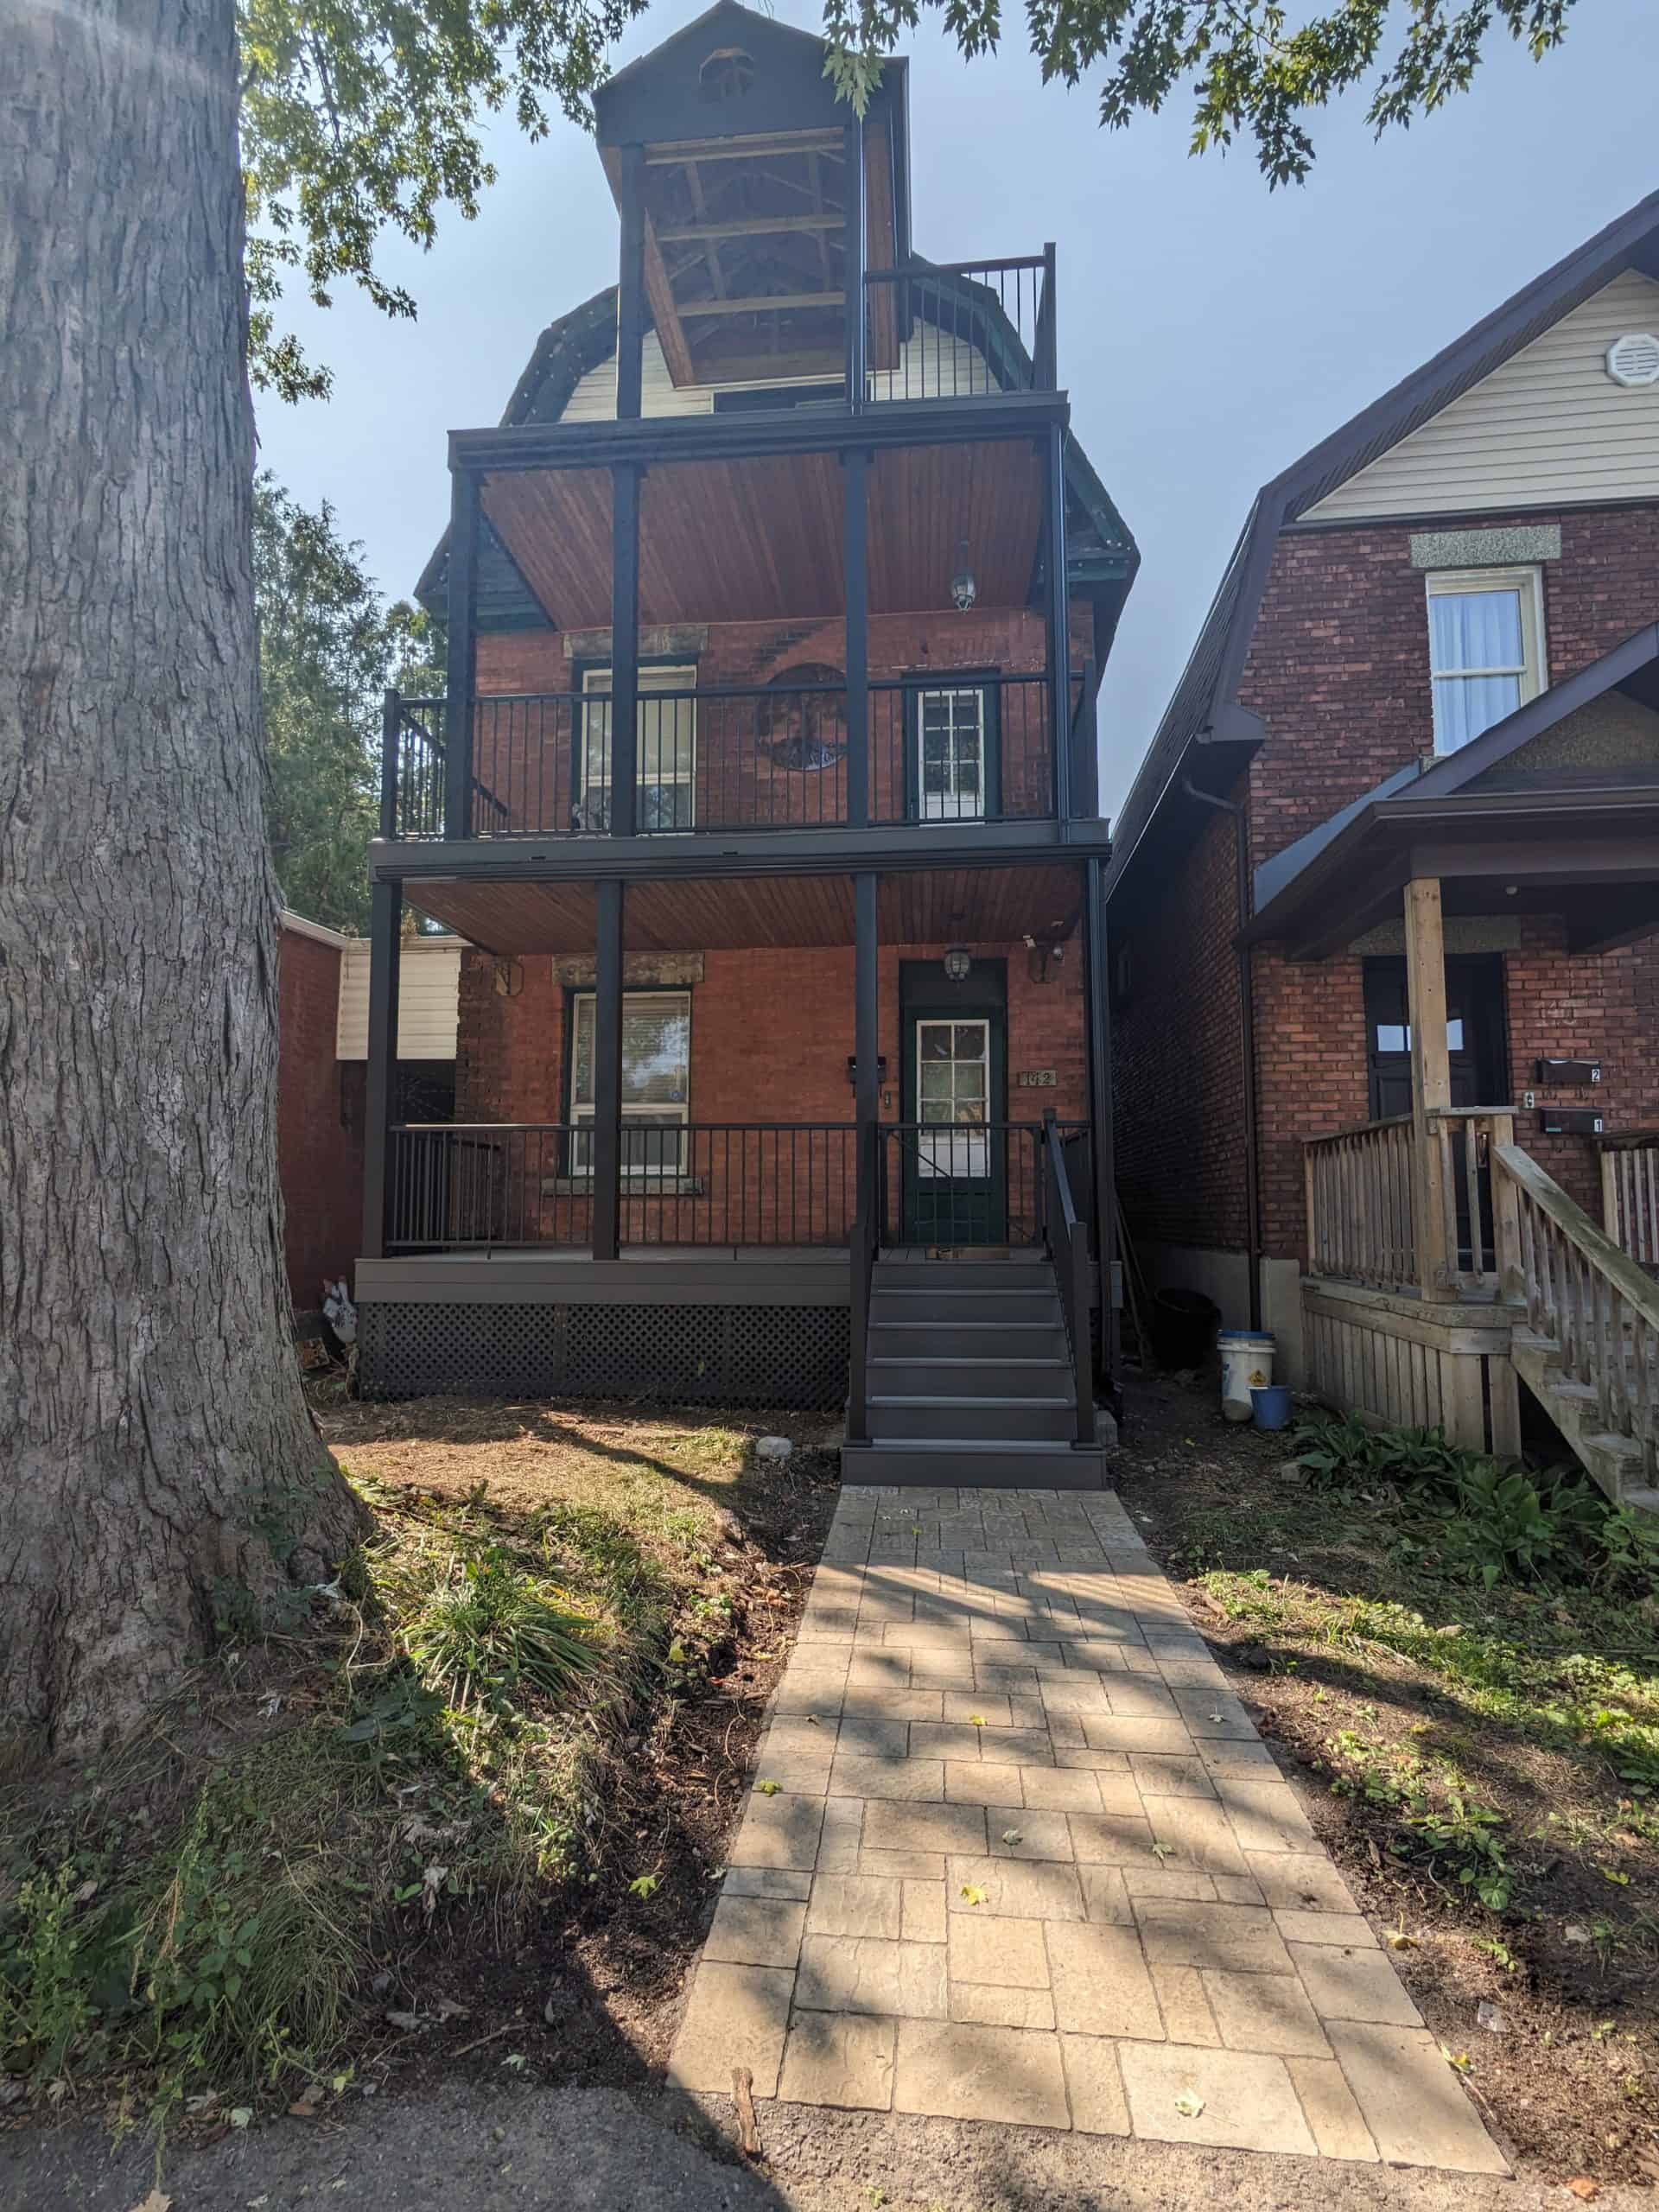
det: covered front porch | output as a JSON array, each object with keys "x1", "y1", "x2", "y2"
[{"x1": 1246, "y1": 645, "x2": 1659, "y2": 1500}]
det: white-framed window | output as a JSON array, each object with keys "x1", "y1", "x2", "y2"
[
  {"x1": 580, "y1": 664, "x2": 696, "y2": 830},
  {"x1": 1425, "y1": 568, "x2": 1546, "y2": 754},
  {"x1": 915, "y1": 1018, "x2": 989, "y2": 1178},
  {"x1": 569, "y1": 990, "x2": 690, "y2": 1174},
  {"x1": 916, "y1": 687, "x2": 987, "y2": 820}
]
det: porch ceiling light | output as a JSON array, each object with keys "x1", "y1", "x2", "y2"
[
  {"x1": 944, "y1": 945, "x2": 973, "y2": 982},
  {"x1": 950, "y1": 537, "x2": 977, "y2": 613}
]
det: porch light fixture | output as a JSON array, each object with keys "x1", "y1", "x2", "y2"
[
  {"x1": 944, "y1": 945, "x2": 973, "y2": 982},
  {"x1": 950, "y1": 538, "x2": 977, "y2": 613}
]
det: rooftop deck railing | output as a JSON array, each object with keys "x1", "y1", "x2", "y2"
[
  {"x1": 388, "y1": 671, "x2": 1073, "y2": 841},
  {"x1": 864, "y1": 250, "x2": 1056, "y2": 401}
]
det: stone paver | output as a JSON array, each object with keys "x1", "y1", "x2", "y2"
[{"x1": 667, "y1": 1484, "x2": 1504, "y2": 2176}]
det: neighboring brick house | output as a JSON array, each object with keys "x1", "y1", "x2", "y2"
[
  {"x1": 353, "y1": 3, "x2": 1138, "y2": 1484},
  {"x1": 1108, "y1": 194, "x2": 1659, "y2": 1497}
]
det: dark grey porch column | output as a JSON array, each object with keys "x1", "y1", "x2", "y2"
[
  {"x1": 842, "y1": 116, "x2": 866, "y2": 408},
  {"x1": 848, "y1": 868, "x2": 880, "y2": 1442},
  {"x1": 443, "y1": 462, "x2": 480, "y2": 841},
  {"x1": 844, "y1": 447, "x2": 869, "y2": 828},
  {"x1": 1083, "y1": 855, "x2": 1118, "y2": 1389},
  {"x1": 591, "y1": 880, "x2": 625, "y2": 1262},
  {"x1": 361, "y1": 876, "x2": 403, "y2": 1260},
  {"x1": 609, "y1": 461, "x2": 641, "y2": 838},
  {"x1": 1044, "y1": 421, "x2": 1071, "y2": 822}
]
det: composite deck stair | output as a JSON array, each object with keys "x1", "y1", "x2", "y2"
[{"x1": 842, "y1": 1255, "x2": 1112, "y2": 1489}]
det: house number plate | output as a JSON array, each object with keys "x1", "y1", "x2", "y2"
[{"x1": 1017, "y1": 1070, "x2": 1057, "y2": 1088}]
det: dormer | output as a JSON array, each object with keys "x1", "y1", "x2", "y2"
[{"x1": 592, "y1": 0, "x2": 906, "y2": 394}]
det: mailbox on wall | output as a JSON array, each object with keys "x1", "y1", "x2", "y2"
[
  {"x1": 1538, "y1": 1108, "x2": 1605, "y2": 1135},
  {"x1": 1534, "y1": 1057, "x2": 1602, "y2": 1085}
]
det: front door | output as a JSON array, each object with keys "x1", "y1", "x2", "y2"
[
  {"x1": 1364, "y1": 954, "x2": 1507, "y2": 1271},
  {"x1": 899, "y1": 962, "x2": 1009, "y2": 1245}
]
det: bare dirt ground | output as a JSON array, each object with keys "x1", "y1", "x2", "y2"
[{"x1": 5, "y1": 1372, "x2": 1656, "y2": 2209}]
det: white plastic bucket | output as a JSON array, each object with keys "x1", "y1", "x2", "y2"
[{"x1": 1217, "y1": 1331, "x2": 1275, "y2": 1424}]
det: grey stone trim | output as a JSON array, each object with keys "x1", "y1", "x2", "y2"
[
  {"x1": 562, "y1": 624, "x2": 710, "y2": 659},
  {"x1": 1409, "y1": 524, "x2": 1561, "y2": 570},
  {"x1": 551, "y1": 951, "x2": 705, "y2": 986},
  {"x1": 1348, "y1": 915, "x2": 1524, "y2": 955}
]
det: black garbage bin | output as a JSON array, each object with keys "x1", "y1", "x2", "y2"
[{"x1": 1149, "y1": 1287, "x2": 1218, "y2": 1371}]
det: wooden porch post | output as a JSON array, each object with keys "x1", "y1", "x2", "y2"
[
  {"x1": 848, "y1": 869, "x2": 880, "y2": 1443},
  {"x1": 609, "y1": 462, "x2": 641, "y2": 839},
  {"x1": 843, "y1": 448, "x2": 869, "y2": 828},
  {"x1": 442, "y1": 463, "x2": 480, "y2": 841},
  {"x1": 1404, "y1": 876, "x2": 1452, "y2": 1297},
  {"x1": 361, "y1": 877, "x2": 402, "y2": 1261},
  {"x1": 1083, "y1": 855, "x2": 1118, "y2": 1388},
  {"x1": 591, "y1": 879, "x2": 625, "y2": 1262},
  {"x1": 615, "y1": 143, "x2": 645, "y2": 422}
]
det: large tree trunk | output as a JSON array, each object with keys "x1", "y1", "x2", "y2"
[{"x1": 0, "y1": 0, "x2": 367, "y2": 1754}]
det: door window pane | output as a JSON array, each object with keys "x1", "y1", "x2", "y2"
[{"x1": 915, "y1": 1019, "x2": 989, "y2": 1175}]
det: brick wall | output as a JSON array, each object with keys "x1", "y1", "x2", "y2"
[
  {"x1": 1112, "y1": 783, "x2": 1252, "y2": 1254},
  {"x1": 276, "y1": 926, "x2": 363, "y2": 1313},
  {"x1": 454, "y1": 933, "x2": 1092, "y2": 1245}
]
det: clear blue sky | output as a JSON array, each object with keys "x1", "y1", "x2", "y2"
[{"x1": 255, "y1": 1, "x2": 1659, "y2": 816}]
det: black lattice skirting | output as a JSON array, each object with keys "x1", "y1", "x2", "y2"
[{"x1": 357, "y1": 1300, "x2": 850, "y2": 1412}]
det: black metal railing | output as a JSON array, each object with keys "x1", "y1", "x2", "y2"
[
  {"x1": 1043, "y1": 1111, "x2": 1096, "y2": 1444},
  {"x1": 387, "y1": 1122, "x2": 859, "y2": 1250},
  {"x1": 391, "y1": 673, "x2": 1065, "y2": 840},
  {"x1": 863, "y1": 247, "x2": 1056, "y2": 403}
]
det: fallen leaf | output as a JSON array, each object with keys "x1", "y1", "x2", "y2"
[
  {"x1": 229, "y1": 2107, "x2": 253, "y2": 2129},
  {"x1": 1566, "y1": 2180, "x2": 1599, "y2": 2202},
  {"x1": 1001, "y1": 1829, "x2": 1024, "y2": 1847},
  {"x1": 1384, "y1": 1929, "x2": 1416, "y2": 1951},
  {"x1": 1150, "y1": 1841, "x2": 1177, "y2": 1864},
  {"x1": 385, "y1": 2009, "x2": 424, "y2": 2031},
  {"x1": 1564, "y1": 1924, "x2": 1592, "y2": 1946},
  {"x1": 732, "y1": 2066, "x2": 763, "y2": 2158},
  {"x1": 1441, "y1": 2047, "x2": 1472, "y2": 2075},
  {"x1": 969, "y1": 1713, "x2": 988, "y2": 1727},
  {"x1": 1173, "y1": 2089, "x2": 1205, "y2": 2118},
  {"x1": 756, "y1": 1780, "x2": 782, "y2": 1796},
  {"x1": 959, "y1": 1884, "x2": 988, "y2": 1907},
  {"x1": 1478, "y1": 2001, "x2": 1508, "y2": 2034},
  {"x1": 288, "y1": 2094, "x2": 321, "y2": 2118}
]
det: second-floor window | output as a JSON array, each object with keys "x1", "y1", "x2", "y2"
[
  {"x1": 1426, "y1": 568, "x2": 1545, "y2": 753},
  {"x1": 580, "y1": 664, "x2": 696, "y2": 830},
  {"x1": 914, "y1": 683, "x2": 991, "y2": 820}
]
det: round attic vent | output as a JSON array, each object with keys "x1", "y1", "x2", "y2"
[
  {"x1": 1605, "y1": 331, "x2": 1659, "y2": 388},
  {"x1": 699, "y1": 46, "x2": 754, "y2": 100}
]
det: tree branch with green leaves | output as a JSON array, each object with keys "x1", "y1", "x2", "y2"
[{"x1": 822, "y1": 0, "x2": 1580, "y2": 187}]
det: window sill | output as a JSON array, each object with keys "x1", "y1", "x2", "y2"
[{"x1": 542, "y1": 1175, "x2": 706, "y2": 1198}]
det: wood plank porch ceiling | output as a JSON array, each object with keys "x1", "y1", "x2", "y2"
[
  {"x1": 480, "y1": 440, "x2": 1046, "y2": 631},
  {"x1": 407, "y1": 862, "x2": 1084, "y2": 956}
]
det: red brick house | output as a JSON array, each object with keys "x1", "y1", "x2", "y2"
[
  {"x1": 353, "y1": 4, "x2": 1137, "y2": 1486},
  {"x1": 1109, "y1": 194, "x2": 1659, "y2": 1508}
]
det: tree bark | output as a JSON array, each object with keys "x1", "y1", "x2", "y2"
[{"x1": 0, "y1": 0, "x2": 367, "y2": 1754}]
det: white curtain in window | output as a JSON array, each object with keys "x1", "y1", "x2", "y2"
[{"x1": 1429, "y1": 588, "x2": 1524, "y2": 751}]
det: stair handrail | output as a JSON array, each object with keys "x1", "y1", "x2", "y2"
[
  {"x1": 1042, "y1": 1110, "x2": 1096, "y2": 1446},
  {"x1": 1493, "y1": 1139, "x2": 1659, "y2": 1475}
]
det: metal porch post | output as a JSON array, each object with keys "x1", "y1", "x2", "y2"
[
  {"x1": 443, "y1": 464, "x2": 480, "y2": 842},
  {"x1": 362, "y1": 877, "x2": 403, "y2": 1261},
  {"x1": 848, "y1": 869, "x2": 880, "y2": 1443},
  {"x1": 608, "y1": 462, "x2": 641, "y2": 840},
  {"x1": 1083, "y1": 855, "x2": 1119, "y2": 1392},
  {"x1": 592, "y1": 879, "x2": 625, "y2": 1262},
  {"x1": 844, "y1": 447, "x2": 869, "y2": 828},
  {"x1": 1405, "y1": 875, "x2": 1452, "y2": 1297},
  {"x1": 616, "y1": 143, "x2": 645, "y2": 423},
  {"x1": 842, "y1": 117, "x2": 866, "y2": 409},
  {"x1": 1044, "y1": 420, "x2": 1071, "y2": 822}
]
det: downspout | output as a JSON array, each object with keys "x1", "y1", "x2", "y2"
[{"x1": 1179, "y1": 773, "x2": 1263, "y2": 1332}]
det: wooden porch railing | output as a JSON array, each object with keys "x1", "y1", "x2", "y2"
[
  {"x1": 1430, "y1": 1108, "x2": 1516, "y2": 1296},
  {"x1": 1303, "y1": 1115, "x2": 1417, "y2": 1292},
  {"x1": 1598, "y1": 1130, "x2": 1659, "y2": 1270},
  {"x1": 1496, "y1": 1141, "x2": 1659, "y2": 1483}
]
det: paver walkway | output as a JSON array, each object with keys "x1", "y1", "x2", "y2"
[{"x1": 669, "y1": 1484, "x2": 1508, "y2": 2174}]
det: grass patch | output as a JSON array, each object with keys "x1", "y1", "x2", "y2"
[{"x1": 0, "y1": 1407, "x2": 823, "y2": 2135}]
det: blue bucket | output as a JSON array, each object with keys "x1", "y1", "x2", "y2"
[{"x1": 1251, "y1": 1383, "x2": 1292, "y2": 1432}]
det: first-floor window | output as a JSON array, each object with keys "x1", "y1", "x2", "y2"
[
  {"x1": 580, "y1": 664, "x2": 697, "y2": 830},
  {"x1": 1426, "y1": 569, "x2": 1545, "y2": 753},
  {"x1": 916, "y1": 686, "x2": 987, "y2": 819},
  {"x1": 916, "y1": 1018, "x2": 989, "y2": 1178},
  {"x1": 569, "y1": 990, "x2": 690, "y2": 1173}
]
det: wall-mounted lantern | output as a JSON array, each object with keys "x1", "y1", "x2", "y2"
[{"x1": 943, "y1": 945, "x2": 973, "y2": 982}]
